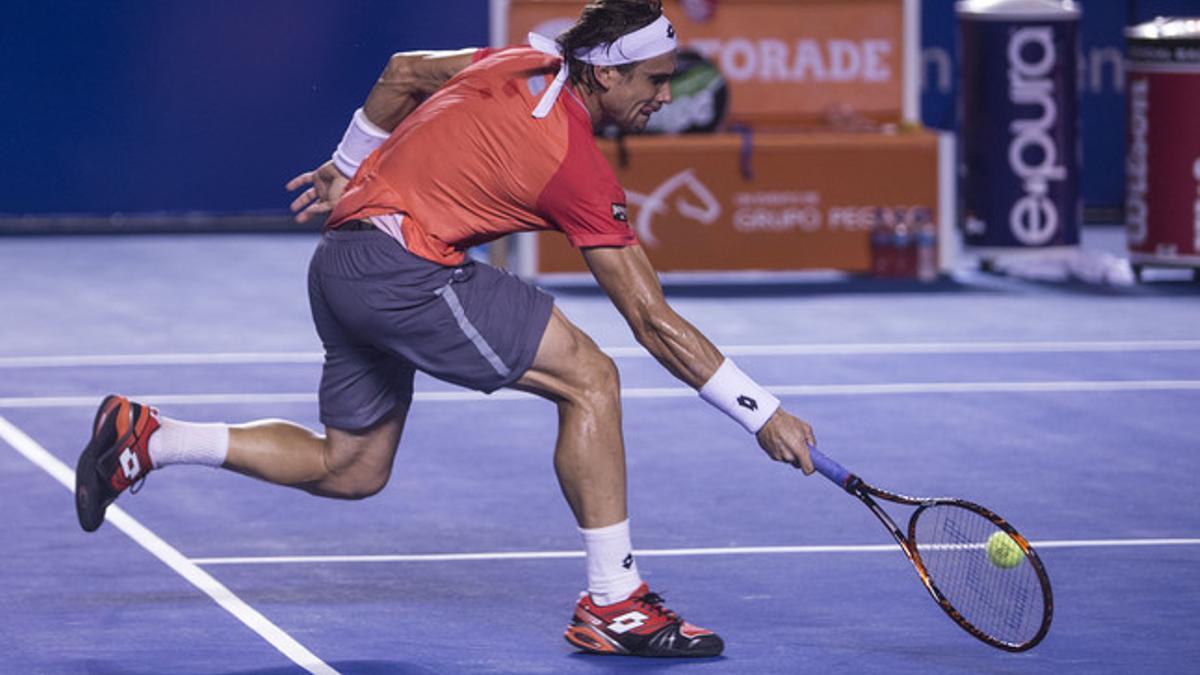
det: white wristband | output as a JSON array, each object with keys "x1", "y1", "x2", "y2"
[
  {"x1": 699, "y1": 359, "x2": 781, "y2": 434},
  {"x1": 331, "y1": 108, "x2": 390, "y2": 178}
]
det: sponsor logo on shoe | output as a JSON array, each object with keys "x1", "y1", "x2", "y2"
[
  {"x1": 119, "y1": 448, "x2": 141, "y2": 480},
  {"x1": 607, "y1": 611, "x2": 649, "y2": 634}
]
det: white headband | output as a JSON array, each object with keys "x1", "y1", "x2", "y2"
[{"x1": 527, "y1": 14, "x2": 677, "y2": 119}]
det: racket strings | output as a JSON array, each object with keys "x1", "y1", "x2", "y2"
[{"x1": 913, "y1": 505, "x2": 1045, "y2": 646}]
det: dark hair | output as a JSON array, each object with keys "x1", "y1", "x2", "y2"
[{"x1": 556, "y1": 0, "x2": 663, "y2": 90}]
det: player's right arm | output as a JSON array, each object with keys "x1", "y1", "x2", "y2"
[
  {"x1": 582, "y1": 244, "x2": 816, "y2": 473},
  {"x1": 362, "y1": 48, "x2": 480, "y2": 131},
  {"x1": 287, "y1": 48, "x2": 483, "y2": 223}
]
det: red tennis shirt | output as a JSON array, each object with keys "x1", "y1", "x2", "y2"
[{"x1": 327, "y1": 47, "x2": 637, "y2": 266}]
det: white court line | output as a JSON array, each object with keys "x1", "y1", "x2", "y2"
[
  {"x1": 0, "y1": 417, "x2": 337, "y2": 675},
  {"x1": 2, "y1": 339, "x2": 1199, "y2": 368},
  {"x1": 189, "y1": 538, "x2": 1200, "y2": 567},
  {"x1": 2, "y1": 379, "x2": 1200, "y2": 409},
  {"x1": 0, "y1": 352, "x2": 321, "y2": 368}
]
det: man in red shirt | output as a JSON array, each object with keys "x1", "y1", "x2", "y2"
[{"x1": 76, "y1": 0, "x2": 816, "y2": 658}]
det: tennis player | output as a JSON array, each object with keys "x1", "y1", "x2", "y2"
[{"x1": 75, "y1": 0, "x2": 817, "y2": 658}]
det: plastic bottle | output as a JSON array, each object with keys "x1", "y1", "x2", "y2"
[
  {"x1": 893, "y1": 220, "x2": 913, "y2": 278},
  {"x1": 871, "y1": 208, "x2": 895, "y2": 278},
  {"x1": 917, "y1": 221, "x2": 938, "y2": 282}
]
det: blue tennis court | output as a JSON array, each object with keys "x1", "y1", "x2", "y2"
[{"x1": 2, "y1": 230, "x2": 1197, "y2": 673}]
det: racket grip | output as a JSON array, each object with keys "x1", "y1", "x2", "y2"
[{"x1": 808, "y1": 447, "x2": 852, "y2": 488}]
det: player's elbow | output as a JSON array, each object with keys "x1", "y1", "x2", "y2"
[{"x1": 380, "y1": 52, "x2": 419, "y2": 90}]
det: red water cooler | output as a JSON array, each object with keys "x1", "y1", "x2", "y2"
[{"x1": 1125, "y1": 17, "x2": 1200, "y2": 281}]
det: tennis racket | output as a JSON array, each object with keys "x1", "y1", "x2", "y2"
[{"x1": 808, "y1": 447, "x2": 1053, "y2": 651}]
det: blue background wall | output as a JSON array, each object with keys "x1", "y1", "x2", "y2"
[
  {"x1": 1, "y1": 0, "x2": 1195, "y2": 219},
  {"x1": 0, "y1": 0, "x2": 489, "y2": 216}
]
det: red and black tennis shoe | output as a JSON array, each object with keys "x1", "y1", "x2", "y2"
[
  {"x1": 75, "y1": 394, "x2": 160, "y2": 532},
  {"x1": 564, "y1": 583, "x2": 724, "y2": 658}
]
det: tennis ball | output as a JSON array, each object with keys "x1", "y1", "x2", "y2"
[{"x1": 986, "y1": 531, "x2": 1025, "y2": 569}]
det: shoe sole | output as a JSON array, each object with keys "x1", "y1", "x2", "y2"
[
  {"x1": 564, "y1": 622, "x2": 625, "y2": 655},
  {"x1": 75, "y1": 395, "x2": 122, "y2": 532}
]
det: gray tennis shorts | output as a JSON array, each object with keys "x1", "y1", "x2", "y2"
[{"x1": 307, "y1": 226, "x2": 554, "y2": 431}]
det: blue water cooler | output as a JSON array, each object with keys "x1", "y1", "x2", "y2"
[{"x1": 957, "y1": 0, "x2": 1082, "y2": 253}]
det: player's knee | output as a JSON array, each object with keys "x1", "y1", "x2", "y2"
[
  {"x1": 319, "y1": 466, "x2": 390, "y2": 500},
  {"x1": 577, "y1": 349, "x2": 620, "y2": 409},
  {"x1": 318, "y1": 438, "x2": 393, "y2": 499},
  {"x1": 342, "y1": 471, "x2": 390, "y2": 499}
]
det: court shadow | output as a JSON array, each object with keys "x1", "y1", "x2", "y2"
[
  {"x1": 858, "y1": 644, "x2": 1032, "y2": 674},
  {"x1": 79, "y1": 659, "x2": 440, "y2": 675},
  {"x1": 80, "y1": 656, "x2": 724, "y2": 673},
  {"x1": 310, "y1": 661, "x2": 442, "y2": 675},
  {"x1": 565, "y1": 652, "x2": 729, "y2": 670}
]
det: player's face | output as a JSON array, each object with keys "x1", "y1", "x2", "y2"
[{"x1": 605, "y1": 51, "x2": 675, "y2": 132}]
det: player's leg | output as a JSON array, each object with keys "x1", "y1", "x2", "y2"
[
  {"x1": 223, "y1": 410, "x2": 406, "y2": 499},
  {"x1": 512, "y1": 307, "x2": 626, "y2": 530},
  {"x1": 74, "y1": 389, "x2": 412, "y2": 532},
  {"x1": 75, "y1": 227, "x2": 419, "y2": 531},
  {"x1": 74, "y1": 339, "x2": 413, "y2": 529},
  {"x1": 339, "y1": 248, "x2": 671, "y2": 639},
  {"x1": 514, "y1": 308, "x2": 723, "y2": 658}
]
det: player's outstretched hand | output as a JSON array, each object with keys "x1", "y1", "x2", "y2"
[
  {"x1": 756, "y1": 410, "x2": 816, "y2": 474},
  {"x1": 285, "y1": 160, "x2": 348, "y2": 223}
]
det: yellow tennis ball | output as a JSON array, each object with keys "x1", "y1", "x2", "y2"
[{"x1": 986, "y1": 531, "x2": 1025, "y2": 569}]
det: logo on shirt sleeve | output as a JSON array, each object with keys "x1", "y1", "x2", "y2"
[{"x1": 611, "y1": 203, "x2": 629, "y2": 222}]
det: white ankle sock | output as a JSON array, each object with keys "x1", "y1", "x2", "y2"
[
  {"x1": 579, "y1": 519, "x2": 643, "y2": 605},
  {"x1": 148, "y1": 417, "x2": 230, "y2": 469}
]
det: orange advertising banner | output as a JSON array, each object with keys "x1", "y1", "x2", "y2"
[
  {"x1": 534, "y1": 130, "x2": 941, "y2": 274},
  {"x1": 506, "y1": 0, "x2": 906, "y2": 127}
]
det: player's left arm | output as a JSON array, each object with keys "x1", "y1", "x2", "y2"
[
  {"x1": 286, "y1": 47, "x2": 483, "y2": 223},
  {"x1": 582, "y1": 245, "x2": 816, "y2": 472}
]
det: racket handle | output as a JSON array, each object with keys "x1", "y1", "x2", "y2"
[{"x1": 808, "y1": 447, "x2": 852, "y2": 488}]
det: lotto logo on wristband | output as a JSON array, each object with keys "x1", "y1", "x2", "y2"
[{"x1": 700, "y1": 359, "x2": 780, "y2": 434}]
